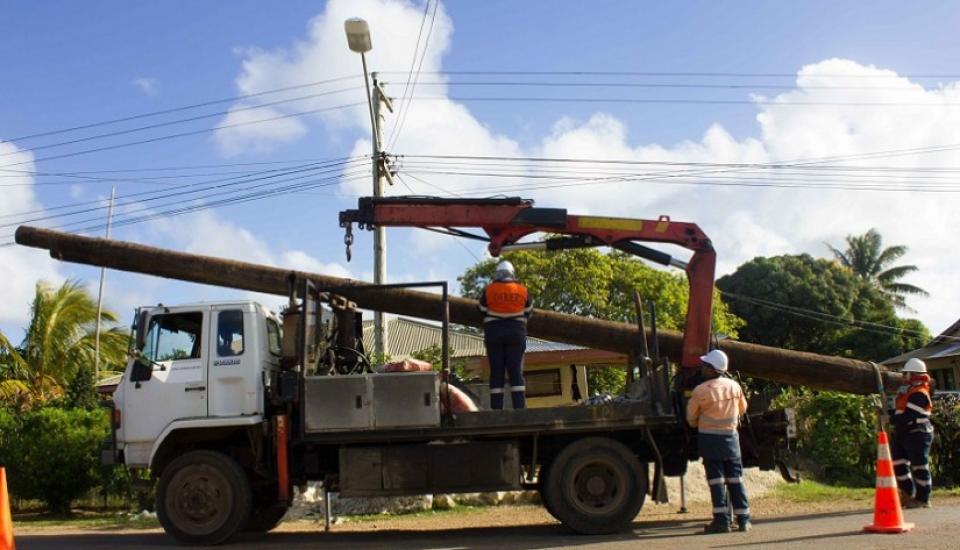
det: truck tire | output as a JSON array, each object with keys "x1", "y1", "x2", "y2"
[
  {"x1": 244, "y1": 502, "x2": 289, "y2": 532},
  {"x1": 156, "y1": 450, "x2": 253, "y2": 545},
  {"x1": 543, "y1": 437, "x2": 646, "y2": 535},
  {"x1": 537, "y1": 463, "x2": 561, "y2": 522}
]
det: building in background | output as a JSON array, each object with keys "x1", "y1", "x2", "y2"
[{"x1": 883, "y1": 318, "x2": 960, "y2": 392}]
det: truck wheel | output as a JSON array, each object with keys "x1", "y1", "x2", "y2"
[
  {"x1": 244, "y1": 502, "x2": 289, "y2": 532},
  {"x1": 543, "y1": 437, "x2": 646, "y2": 535},
  {"x1": 537, "y1": 463, "x2": 561, "y2": 522},
  {"x1": 156, "y1": 450, "x2": 253, "y2": 545}
]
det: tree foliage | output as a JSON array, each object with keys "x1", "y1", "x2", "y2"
[
  {"x1": 717, "y1": 254, "x2": 929, "y2": 361},
  {"x1": 827, "y1": 228, "x2": 928, "y2": 310},
  {"x1": 459, "y1": 249, "x2": 744, "y2": 394},
  {"x1": 0, "y1": 280, "x2": 129, "y2": 408}
]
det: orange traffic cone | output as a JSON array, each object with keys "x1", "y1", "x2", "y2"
[
  {"x1": 0, "y1": 467, "x2": 14, "y2": 550},
  {"x1": 864, "y1": 431, "x2": 914, "y2": 534}
]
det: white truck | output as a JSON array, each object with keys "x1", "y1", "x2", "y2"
[{"x1": 103, "y1": 277, "x2": 795, "y2": 545}]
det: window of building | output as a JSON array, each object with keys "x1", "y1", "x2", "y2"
[
  {"x1": 217, "y1": 310, "x2": 245, "y2": 357},
  {"x1": 933, "y1": 367, "x2": 957, "y2": 391},
  {"x1": 525, "y1": 369, "x2": 563, "y2": 397},
  {"x1": 143, "y1": 312, "x2": 203, "y2": 362}
]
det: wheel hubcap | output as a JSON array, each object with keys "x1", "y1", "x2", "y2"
[
  {"x1": 569, "y1": 459, "x2": 627, "y2": 515},
  {"x1": 167, "y1": 465, "x2": 232, "y2": 535}
]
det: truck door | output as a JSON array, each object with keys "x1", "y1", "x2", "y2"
[
  {"x1": 122, "y1": 309, "x2": 208, "y2": 457},
  {"x1": 208, "y1": 305, "x2": 260, "y2": 416}
]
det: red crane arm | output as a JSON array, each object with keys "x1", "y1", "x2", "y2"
[{"x1": 339, "y1": 196, "x2": 716, "y2": 384}]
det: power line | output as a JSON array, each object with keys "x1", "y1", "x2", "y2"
[
  {"x1": 381, "y1": 70, "x2": 960, "y2": 79},
  {"x1": 2, "y1": 75, "x2": 360, "y2": 143},
  {"x1": 384, "y1": 0, "x2": 432, "y2": 149},
  {"x1": 396, "y1": 80, "x2": 936, "y2": 92},
  {"x1": 0, "y1": 157, "x2": 363, "y2": 222},
  {"x1": 386, "y1": 0, "x2": 440, "y2": 150},
  {"x1": 0, "y1": 86, "x2": 364, "y2": 159},
  {"x1": 408, "y1": 95, "x2": 960, "y2": 107},
  {"x1": 0, "y1": 101, "x2": 365, "y2": 167}
]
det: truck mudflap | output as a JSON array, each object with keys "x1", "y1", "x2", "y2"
[
  {"x1": 739, "y1": 407, "x2": 799, "y2": 482},
  {"x1": 99, "y1": 400, "x2": 119, "y2": 466}
]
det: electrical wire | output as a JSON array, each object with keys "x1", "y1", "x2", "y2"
[
  {"x1": 0, "y1": 101, "x2": 365, "y2": 168},
  {"x1": 398, "y1": 80, "x2": 937, "y2": 92},
  {"x1": 2, "y1": 75, "x2": 361, "y2": 143},
  {"x1": 408, "y1": 95, "x2": 960, "y2": 108},
  {"x1": 384, "y1": 0, "x2": 432, "y2": 149},
  {"x1": 0, "y1": 86, "x2": 364, "y2": 160},
  {"x1": 386, "y1": 0, "x2": 440, "y2": 151},
  {"x1": 381, "y1": 70, "x2": 960, "y2": 79}
]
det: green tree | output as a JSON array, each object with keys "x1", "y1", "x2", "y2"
[
  {"x1": 0, "y1": 280, "x2": 129, "y2": 407},
  {"x1": 717, "y1": 254, "x2": 929, "y2": 360},
  {"x1": 827, "y1": 228, "x2": 928, "y2": 310},
  {"x1": 459, "y1": 249, "x2": 744, "y2": 394}
]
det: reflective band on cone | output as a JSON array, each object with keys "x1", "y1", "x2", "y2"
[{"x1": 864, "y1": 431, "x2": 914, "y2": 534}]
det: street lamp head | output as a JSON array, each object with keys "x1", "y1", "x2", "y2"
[{"x1": 344, "y1": 18, "x2": 372, "y2": 53}]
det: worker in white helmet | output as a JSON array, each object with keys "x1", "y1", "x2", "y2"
[
  {"x1": 477, "y1": 260, "x2": 533, "y2": 409},
  {"x1": 891, "y1": 358, "x2": 935, "y2": 508},
  {"x1": 686, "y1": 349, "x2": 751, "y2": 534}
]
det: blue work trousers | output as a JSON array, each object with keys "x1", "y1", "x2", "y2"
[
  {"x1": 484, "y1": 319, "x2": 527, "y2": 409},
  {"x1": 892, "y1": 430, "x2": 934, "y2": 503},
  {"x1": 699, "y1": 433, "x2": 750, "y2": 527}
]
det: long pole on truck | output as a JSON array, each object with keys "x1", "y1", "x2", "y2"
[
  {"x1": 93, "y1": 185, "x2": 116, "y2": 381},
  {"x1": 345, "y1": 18, "x2": 393, "y2": 358}
]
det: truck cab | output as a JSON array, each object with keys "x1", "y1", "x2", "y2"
[{"x1": 111, "y1": 301, "x2": 281, "y2": 469}]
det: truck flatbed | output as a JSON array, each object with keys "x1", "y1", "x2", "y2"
[{"x1": 302, "y1": 402, "x2": 678, "y2": 444}]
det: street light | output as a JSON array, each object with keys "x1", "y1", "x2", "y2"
[{"x1": 344, "y1": 17, "x2": 389, "y2": 358}]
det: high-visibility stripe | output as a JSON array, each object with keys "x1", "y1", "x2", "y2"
[
  {"x1": 511, "y1": 386, "x2": 526, "y2": 392},
  {"x1": 726, "y1": 477, "x2": 743, "y2": 485},
  {"x1": 907, "y1": 402, "x2": 931, "y2": 415},
  {"x1": 707, "y1": 478, "x2": 725, "y2": 486},
  {"x1": 911, "y1": 465, "x2": 929, "y2": 471},
  {"x1": 712, "y1": 507, "x2": 728, "y2": 514},
  {"x1": 490, "y1": 388, "x2": 504, "y2": 394},
  {"x1": 896, "y1": 474, "x2": 912, "y2": 481},
  {"x1": 484, "y1": 315, "x2": 527, "y2": 324},
  {"x1": 876, "y1": 477, "x2": 897, "y2": 488},
  {"x1": 698, "y1": 427, "x2": 738, "y2": 435},
  {"x1": 914, "y1": 417, "x2": 930, "y2": 424},
  {"x1": 877, "y1": 446, "x2": 892, "y2": 461},
  {"x1": 915, "y1": 479, "x2": 931, "y2": 486},
  {"x1": 733, "y1": 508, "x2": 750, "y2": 515},
  {"x1": 892, "y1": 459, "x2": 909, "y2": 466}
]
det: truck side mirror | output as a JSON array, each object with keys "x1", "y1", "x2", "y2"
[
  {"x1": 130, "y1": 355, "x2": 153, "y2": 383},
  {"x1": 135, "y1": 309, "x2": 149, "y2": 349}
]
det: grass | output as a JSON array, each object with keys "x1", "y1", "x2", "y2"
[
  {"x1": 345, "y1": 504, "x2": 498, "y2": 523},
  {"x1": 13, "y1": 510, "x2": 159, "y2": 531},
  {"x1": 771, "y1": 480, "x2": 960, "y2": 503}
]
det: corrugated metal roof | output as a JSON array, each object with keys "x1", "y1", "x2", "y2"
[
  {"x1": 883, "y1": 317, "x2": 960, "y2": 365},
  {"x1": 362, "y1": 318, "x2": 583, "y2": 359}
]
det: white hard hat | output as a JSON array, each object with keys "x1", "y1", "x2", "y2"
[
  {"x1": 902, "y1": 358, "x2": 927, "y2": 374},
  {"x1": 700, "y1": 349, "x2": 729, "y2": 373},
  {"x1": 494, "y1": 260, "x2": 516, "y2": 281}
]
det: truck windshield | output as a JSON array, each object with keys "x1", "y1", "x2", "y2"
[{"x1": 143, "y1": 312, "x2": 203, "y2": 362}]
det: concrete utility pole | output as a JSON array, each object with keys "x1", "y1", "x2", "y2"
[
  {"x1": 371, "y1": 73, "x2": 393, "y2": 359},
  {"x1": 345, "y1": 17, "x2": 394, "y2": 359},
  {"x1": 93, "y1": 185, "x2": 116, "y2": 381}
]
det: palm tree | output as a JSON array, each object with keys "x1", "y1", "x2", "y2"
[
  {"x1": 0, "y1": 279, "x2": 129, "y2": 408},
  {"x1": 827, "y1": 229, "x2": 929, "y2": 310}
]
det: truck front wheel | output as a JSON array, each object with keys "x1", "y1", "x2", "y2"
[
  {"x1": 543, "y1": 437, "x2": 646, "y2": 535},
  {"x1": 156, "y1": 450, "x2": 253, "y2": 545}
]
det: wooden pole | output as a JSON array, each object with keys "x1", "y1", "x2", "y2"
[{"x1": 15, "y1": 225, "x2": 900, "y2": 394}]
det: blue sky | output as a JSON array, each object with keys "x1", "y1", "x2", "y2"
[{"x1": 2, "y1": 0, "x2": 958, "y2": 342}]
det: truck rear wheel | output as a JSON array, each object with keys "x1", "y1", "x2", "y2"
[
  {"x1": 543, "y1": 437, "x2": 646, "y2": 535},
  {"x1": 156, "y1": 450, "x2": 253, "y2": 545},
  {"x1": 244, "y1": 502, "x2": 289, "y2": 532}
]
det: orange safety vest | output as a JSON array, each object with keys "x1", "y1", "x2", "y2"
[
  {"x1": 483, "y1": 281, "x2": 529, "y2": 319},
  {"x1": 895, "y1": 377, "x2": 933, "y2": 416}
]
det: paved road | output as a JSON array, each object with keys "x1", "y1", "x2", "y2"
[{"x1": 16, "y1": 506, "x2": 955, "y2": 550}]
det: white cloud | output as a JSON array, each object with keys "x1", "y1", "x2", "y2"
[
  {"x1": 133, "y1": 77, "x2": 159, "y2": 97},
  {"x1": 0, "y1": 142, "x2": 64, "y2": 326},
  {"x1": 219, "y1": 3, "x2": 958, "y2": 335},
  {"x1": 214, "y1": 105, "x2": 309, "y2": 156}
]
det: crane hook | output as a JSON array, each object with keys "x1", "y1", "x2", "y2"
[{"x1": 344, "y1": 224, "x2": 354, "y2": 262}]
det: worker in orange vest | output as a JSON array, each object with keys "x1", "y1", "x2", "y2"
[
  {"x1": 478, "y1": 260, "x2": 533, "y2": 409},
  {"x1": 891, "y1": 358, "x2": 935, "y2": 508},
  {"x1": 686, "y1": 349, "x2": 751, "y2": 534}
]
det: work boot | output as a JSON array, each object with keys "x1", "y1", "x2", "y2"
[
  {"x1": 703, "y1": 521, "x2": 731, "y2": 534},
  {"x1": 738, "y1": 520, "x2": 752, "y2": 532},
  {"x1": 905, "y1": 499, "x2": 931, "y2": 509},
  {"x1": 899, "y1": 490, "x2": 914, "y2": 507}
]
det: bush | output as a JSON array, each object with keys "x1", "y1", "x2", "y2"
[
  {"x1": 0, "y1": 406, "x2": 109, "y2": 513},
  {"x1": 931, "y1": 394, "x2": 960, "y2": 487},
  {"x1": 775, "y1": 390, "x2": 877, "y2": 486}
]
